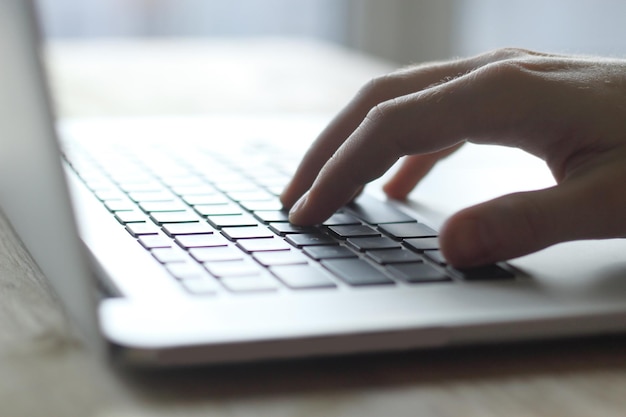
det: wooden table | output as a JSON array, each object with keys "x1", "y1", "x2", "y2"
[{"x1": 2, "y1": 39, "x2": 625, "y2": 417}]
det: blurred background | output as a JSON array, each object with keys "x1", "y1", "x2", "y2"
[
  {"x1": 36, "y1": 0, "x2": 626, "y2": 119},
  {"x1": 37, "y1": 0, "x2": 626, "y2": 64}
]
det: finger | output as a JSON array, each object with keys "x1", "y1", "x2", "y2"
[
  {"x1": 280, "y1": 51, "x2": 516, "y2": 210},
  {"x1": 383, "y1": 145, "x2": 463, "y2": 200},
  {"x1": 281, "y1": 48, "x2": 551, "y2": 210},
  {"x1": 280, "y1": 101, "x2": 371, "y2": 209},
  {"x1": 288, "y1": 60, "x2": 547, "y2": 225},
  {"x1": 439, "y1": 161, "x2": 626, "y2": 267}
]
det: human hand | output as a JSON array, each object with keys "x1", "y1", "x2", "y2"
[{"x1": 280, "y1": 48, "x2": 626, "y2": 268}]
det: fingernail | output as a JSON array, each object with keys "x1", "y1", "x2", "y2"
[{"x1": 288, "y1": 192, "x2": 308, "y2": 223}]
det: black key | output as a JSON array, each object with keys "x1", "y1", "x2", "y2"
[
  {"x1": 239, "y1": 200, "x2": 283, "y2": 211},
  {"x1": 128, "y1": 191, "x2": 175, "y2": 202},
  {"x1": 322, "y1": 213, "x2": 361, "y2": 226},
  {"x1": 109, "y1": 171, "x2": 152, "y2": 183},
  {"x1": 303, "y1": 245, "x2": 357, "y2": 260},
  {"x1": 268, "y1": 223, "x2": 315, "y2": 235},
  {"x1": 150, "y1": 211, "x2": 200, "y2": 224},
  {"x1": 181, "y1": 194, "x2": 230, "y2": 206},
  {"x1": 82, "y1": 178, "x2": 113, "y2": 192},
  {"x1": 226, "y1": 190, "x2": 274, "y2": 202},
  {"x1": 452, "y1": 264, "x2": 515, "y2": 280},
  {"x1": 151, "y1": 247, "x2": 189, "y2": 263},
  {"x1": 271, "y1": 265, "x2": 337, "y2": 289},
  {"x1": 221, "y1": 226, "x2": 274, "y2": 240},
  {"x1": 380, "y1": 223, "x2": 438, "y2": 239},
  {"x1": 347, "y1": 236, "x2": 402, "y2": 251},
  {"x1": 423, "y1": 250, "x2": 447, "y2": 265},
  {"x1": 206, "y1": 213, "x2": 258, "y2": 229},
  {"x1": 171, "y1": 185, "x2": 218, "y2": 197},
  {"x1": 115, "y1": 210, "x2": 148, "y2": 224},
  {"x1": 190, "y1": 246, "x2": 245, "y2": 262},
  {"x1": 220, "y1": 275, "x2": 279, "y2": 292},
  {"x1": 206, "y1": 260, "x2": 263, "y2": 277},
  {"x1": 105, "y1": 199, "x2": 136, "y2": 212},
  {"x1": 322, "y1": 259, "x2": 394, "y2": 286},
  {"x1": 347, "y1": 194, "x2": 414, "y2": 224},
  {"x1": 175, "y1": 234, "x2": 229, "y2": 249},
  {"x1": 387, "y1": 263, "x2": 452, "y2": 283},
  {"x1": 253, "y1": 210, "x2": 290, "y2": 223},
  {"x1": 138, "y1": 201, "x2": 187, "y2": 213},
  {"x1": 138, "y1": 234, "x2": 172, "y2": 249},
  {"x1": 194, "y1": 203, "x2": 243, "y2": 216},
  {"x1": 286, "y1": 233, "x2": 338, "y2": 247},
  {"x1": 254, "y1": 250, "x2": 309, "y2": 266},
  {"x1": 237, "y1": 237, "x2": 291, "y2": 253},
  {"x1": 118, "y1": 182, "x2": 164, "y2": 193},
  {"x1": 163, "y1": 175, "x2": 207, "y2": 186},
  {"x1": 213, "y1": 181, "x2": 258, "y2": 193},
  {"x1": 125, "y1": 222, "x2": 160, "y2": 237},
  {"x1": 162, "y1": 222, "x2": 214, "y2": 236},
  {"x1": 366, "y1": 248, "x2": 423, "y2": 264},
  {"x1": 328, "y1": 224, "x2": 380, "y2": 238},
  {"x1": 403, "y1": 237, "x2": 440, "y2": 251},
  {"x1": 252, "y1": 175, "x2": 289, "y2": 188},
  {"x1": 95, "y1": 190, "x2": 127, "y2": 201}
]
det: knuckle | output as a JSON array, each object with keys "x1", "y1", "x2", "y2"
[
  {"x1": 357, "y1": 71, "x2": 410, "y2": 107},
  {"x1": 358, "y1": 75, "x2": 393, "y2": 105},
  {"x1": 471, "y1": 59, "x2": 534, "y2": 89},
  {"x1": 365, "y1": 98, "x2": 400, "y2": 124},
  {"x1": 485, "y1": 47, "x2": 536, "y2": 61},
  {"x1": 471, "y1": 47, "x2": 548, "y2": 82},
  {"x1": 482, "y1": 60, "x2": 524, "y2": 78}
]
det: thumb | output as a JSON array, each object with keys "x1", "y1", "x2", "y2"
[{"x1": 438, "y1": 183, "x2": 596, "y2": 268}]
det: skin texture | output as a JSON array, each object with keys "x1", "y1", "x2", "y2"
[{"x1": 280, "y1": 48, "x2": 626, "y2": 268}]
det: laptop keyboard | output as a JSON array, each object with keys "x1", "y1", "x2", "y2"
[{"x1": 63, "y1": 137, "x2": 514, "y2": 296}]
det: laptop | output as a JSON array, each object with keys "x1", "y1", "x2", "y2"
[{"x1": 3, "y1": 0, "x2": 626, "y2": 366}]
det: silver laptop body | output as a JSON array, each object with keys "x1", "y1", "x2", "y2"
[{"x1": 2, "y1": 0, "x2": 626, "y2": 366}]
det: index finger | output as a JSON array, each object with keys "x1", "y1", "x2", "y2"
[
  {"x1": 279, "y1": 56, "x2": 493, "y2": 210},
  {"x1": 287, "y1": 87, "x2": 465, "y2": 225}
]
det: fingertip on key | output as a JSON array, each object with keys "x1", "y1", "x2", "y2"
[{"x1": 287, "y1": 192, "x2": 309, "y2": 225}]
